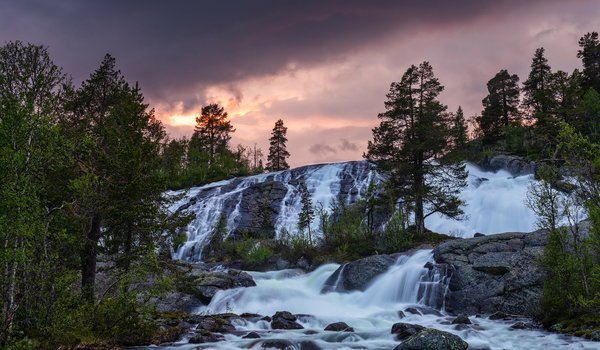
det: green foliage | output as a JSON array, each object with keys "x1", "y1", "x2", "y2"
[
  {"x1": 365, "y1": 61, "x2": 467, "y2": 236},
  {"x1": 477, "y1": 69, "x2": 521, "y2": 144},
  {"x1": 380, "y1": 210, "x2": 413, "y2": 253},
  {"x1": 297, "y1": 181, "x2": 315, "y2": 243}
]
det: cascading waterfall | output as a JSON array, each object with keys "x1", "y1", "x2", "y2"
[
  {"x1": 155, "y1": 250, "x2": 598, "y2": 350},
  {"x1": 171, "y1": 161, "x2": 540, "y2": 261},
  {"x1": 153, "y1": 161, "x2": 600, "y2": 350}
]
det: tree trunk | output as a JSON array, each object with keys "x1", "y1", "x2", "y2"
[{"x1": 81, "y1": 213, "x2": 101, "y2": 301}]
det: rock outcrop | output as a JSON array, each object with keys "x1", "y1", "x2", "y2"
[
  {"x1": 433, "y1": 229, "x2": 547, "y2": 316},
  {"x1": 321, "y1": 254, "x2": 395, "y2": 292},
  {"x1": 478, "y1": 154, "x2": 536, "y2": 176}
]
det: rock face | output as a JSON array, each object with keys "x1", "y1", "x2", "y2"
[
  {"x1": 321, "y1": 254, "x2": 395, "y2": 292},
  {"x1": 188, "y1": 269, "x2": 256, "y2": 304},
  {"x1": 394, "y1": 328, "x2": 468, "y2": 350},
  {"x1": 433, "y1": 230, "x2": 547, "y2": 316},
  {"x1": 478, "y1": 154, "x2": 536, "y2": 176}
]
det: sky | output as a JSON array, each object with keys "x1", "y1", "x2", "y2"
[{"x1": 1, "y1": 0, "x2": 599, "y2": 167}]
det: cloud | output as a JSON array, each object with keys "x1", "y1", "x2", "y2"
[
  {"x1": 309, "y1": 143, "x2": 337, "y2": 155},
  {"x1": 339, "y1": 138, "x2": 359, "y2": 151}
]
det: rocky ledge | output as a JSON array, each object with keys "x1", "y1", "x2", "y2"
[{"x1": 433, "y1": 229, "x2": 548, "y2": 317}]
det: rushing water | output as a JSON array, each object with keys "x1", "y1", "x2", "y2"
[
  {"x1": 171, "y1": 161, "x2": 539, "y2": 261},
  {"x1": 155, "y1": 162, "x2": 600, "y2": 349},
  {"x1": 154, "y1": 250, "x2": 599, "y2": 349}
]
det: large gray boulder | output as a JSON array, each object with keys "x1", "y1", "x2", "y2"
[
  {"x1": 478, "y1": 154, "x2": 536, "y2": 176},
  {"x1": 321, "y1": 254, "x2": 395, "y2": 292},
  {"x1": 433, "y1": 230, "x2": 547, "y2": 316},
  {"x1": 394, "y1": 328, "x2": 468, "y2": 350}
]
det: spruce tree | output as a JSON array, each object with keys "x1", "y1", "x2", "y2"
[
  {"x1": 452, "y1": 106, "x2": 469, "y2": 150},
  {"x1": 191, "y1": 103, "x2": 235, "y2": 165},
  {"x1": 365, "y1": 62, "x2": 467, "y2": 236},
  {"x1": 578, "y1": 32, "x2": 600, "y2": 93},
  {"x1": 523, "y1": 48, "x2": 554, "y2": 117},
  {"x1": 297, "y1": 181, "x2": 314, "y2": 243},
  {"x1": 266, "y1": 119, "x2": 290, "y2": 171},
  {"x1": 477, "y1": 69, "x2": 520, "y2": 143}
]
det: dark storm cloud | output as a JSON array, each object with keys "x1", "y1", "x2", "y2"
[{"x1": 0, "y1": 0, "x2": 567, "y2": 105}]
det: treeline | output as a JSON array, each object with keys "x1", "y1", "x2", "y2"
[
  {"x1": 473, "y1": 32, "x2": 600, "y2": 157},
  {"x1": 0, "y1": 41, "x2": 293, "y2": 348},
  {"x1": 163, "y1": 113, "x2": 291, "y2": 189}
]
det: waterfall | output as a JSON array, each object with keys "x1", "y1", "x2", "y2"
[{"x1": 171, "y1": 160, "x2": 540, "y2": 261}]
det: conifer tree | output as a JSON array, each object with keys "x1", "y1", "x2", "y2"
[
  {"x1": 297, "y1": 181, "x2": 314, "y2": 243},
  {"x1": 477, "y1": 69, "x2": 520, "y2": 143},
  {"x1": 191, "y1": 103, "x2": 235, "y2": 165},
  {"x1": 266, "y1": 119, "x2": 290, "y2": 171},
  {"x1": 578, "y1": 32, "x2": 600, "y2": 93},
  {"x1": 365, "y1": 62, "x2": 467, "y2": 236},
  {"x1": 452, "y1": 106, "x2": 469, "y2": 149},
  {"x1": 523, "y1": 48, "x2": 554, "y2": 117}
]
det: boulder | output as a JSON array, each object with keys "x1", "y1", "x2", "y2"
[
  {"x1": 243, "y1": 331, "x2": 261, "y2": 339},
  {"x1": 188, "y1": 330, "x2": 225, "y2": 344},
  {"x1": 433, "y1": 230, "x2": 547, "y2": 316},
  {"x1": 451, "y1": 315, "x2": 471, "y2": 325},
  {"x1": 193, "y1": 313, "x2": 240, "y2": 333},
  {"x1": 187, "y1": 269, "x2": 256, "y2": 304},
  {"x1": 394, "y1": 328, "x2": 468, "y2": 350},
  {"x1": 324, "y1": 322, "x2": 354, "y2": 332},
  {"x1": 391, "y1": 323, "x2": 426, "y2": 340},
  {"x1": 478, "y1": 154, "x2": 536, "y2": 176},
  {"x1": 260, "y1": 339, "x2": 295, "y2": 349},
  {"x1": 299, "y1": 340, "x2": 323, "y2": 350},
  {"x1": 271, "y1": 311, "x2": 304, "y2": 330},
  {"x1": 321, "y1": 254, "x2": 395, "y2": 292}
]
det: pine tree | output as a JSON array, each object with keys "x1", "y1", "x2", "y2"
[
  {"x1": 477, "y1": 69, "x2": 520, "y2": 143},
  {"x1": 297, "y1": 181, "x2": 314, "y2": 244},
  {"x1": 549, "y1": 70, "x2": 582, "y2": 128},
  {"x1": 578, "y1": 32, "x2": 600, "y2": 93},
  {"x1": 191, "y1": 103, "x2": 235, "y2": 165},
  {"x1": 266, "y1": 119, "x2": 290, "y2": 171},
  {"x1": 365, "y1": 62, "x2": 467, "y2": 236}
]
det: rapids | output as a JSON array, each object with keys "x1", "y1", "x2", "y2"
[{"x1": 154, "y1": 250, "x2": 599, "y2": 349}]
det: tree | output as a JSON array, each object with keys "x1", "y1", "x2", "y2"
[
  {"x1": 549, "y1": 70, "x2": 583, "y2": 129},
  {"x1": 451, "y1": 106, "x2": 469, "y2": 150},
  {"x1": 0, "y1": 42, "x2": 67, "y2": 343},
  {"x1": 523, "y1": 48, "x2": 554, "y2": 117},
  {"x1": 297, "y1": 181, "x2": 314, "y2": 244},
  {"x1": 191, "y1": 103, "x2": 235, "y2": 165},
  {"x1": 365, "y1": 62, "x2": 467, "y2": 236},
  {"x1": 578, "y1": 32, "x2": 600, "y2": 93},
  {"x1": 476, "y1": 69, "x2": 520, "y2": 143},
  {"x1": 266, "y1": 119, "x2": 290, "y2": 171},
  {"x1": 63, "y1": 54, "x2": 185, "y2": 299}
]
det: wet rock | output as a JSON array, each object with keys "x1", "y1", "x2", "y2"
[
  {"x1": 243, "y1": 331, "x2": 261, "y2": 339},
  {"x1": 391, "y1": 322, "x2": 426, "y2": 340},
  {"x1": 478, "y1": 154, "x2": 536, "y2": 176},
  {"x1": 394, "y1": 328, "x2": 468, "y2": 350},
  {"x1": 299, "y1": 340, "x2": 323, "y2": 350},
  {"x1": 271, "y1": 311, "x2": 303, "y2": 330},
  {"x1": 191, "y1": 269, "x2": 256, "y2": 303},
  {"x1": 404, "y1": 307, "x2": 422, "y2": 315},
  {"x1": 510, "y1": 321, "x2": 537, "y2": 330},
  {"x1": 324, "y1": 322, "x2": 354, "y2": 332},
  {"x1": 194, "y1": 314, "x2": 238, "y2": 333},
  {"x1": 321, "y1": 255, "x2": 395, "y2": 292},
  {"x1": 188, "y1": 330, "x2": 225, "y2": 344},
  {"x1": 452, "y1": 314, "x2": 472, "y2": 325},
  {"x1": 397, "y1": 311, "x2": 406, "y2": 318},
  {"x1": 488, "y1": 312, "x2": 510, "y2": 320},
  {"x1": 260, "y1": 339, "x2": 295, "y2": 349},
  {"x1": 474, "y1": 232, "x2": 485, "y2": 237}
]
